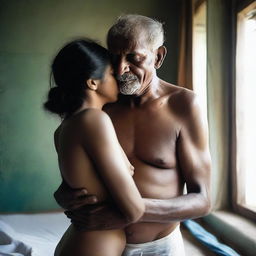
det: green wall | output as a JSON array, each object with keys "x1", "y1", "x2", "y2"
[{"x1": 0, "y1": 0, "x2": 181, "y2": 212}]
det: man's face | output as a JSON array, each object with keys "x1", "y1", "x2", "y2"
[{"x1": 108, "y1": 33, "x2": 157, "y2": 95}]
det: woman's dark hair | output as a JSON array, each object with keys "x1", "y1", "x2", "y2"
[{"x1": 44, "y1": 38, "x2": 111, "y2": 117}]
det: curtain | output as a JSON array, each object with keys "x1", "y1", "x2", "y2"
[
  {"x1": 178, "y1": 0, "x2": 233, "y2": 211},
  {"x1": 177, "y1": 0, "x2": 194, "y2": 90},
  {"x1": 206, "y1": 0, "x2": 233, "y2": 210}
]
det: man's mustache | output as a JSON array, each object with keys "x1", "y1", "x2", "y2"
[{"x1": 116, "y1": 73, "x2": 138, "y2": 82}]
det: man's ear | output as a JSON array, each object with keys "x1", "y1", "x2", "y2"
[
  {"x1": 86, "y1": 79, "x2": 99, "y2": 91},
  {"x1": 154, "y1": 46, "x2": 167, "y2": 69}
]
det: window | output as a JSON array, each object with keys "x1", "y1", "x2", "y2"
[
  {"x1": 235, "y1": 1, "x2": 256, "y2": 218},
  {"x1": 193, "y1": 1, "x2": 207, "y2": 119}
]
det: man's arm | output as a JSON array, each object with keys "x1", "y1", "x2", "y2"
[
  {"x1": 54, "y1": 180, "x2": 98, "y2": 210},
  {"x1": 55, "y1": 109, "x2": 144, "y2": 230},
  {"x1": 139, "y1": 91, "x2": 211, "y2": 223},
  {"x1": 54, "y1": 91, "x2": 211, "y2": 228}
]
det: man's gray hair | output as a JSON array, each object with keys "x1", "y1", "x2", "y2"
[{"x1": 107, "y1": 14, "x2": 165, "y2": 50}]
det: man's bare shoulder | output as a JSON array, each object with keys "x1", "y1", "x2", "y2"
[
  {"x1": 160, "y1": 80, "x2": 194, "y2": 97},
  {"x1": 160, "y1": 81, "x2": 198, "y2": 117}
]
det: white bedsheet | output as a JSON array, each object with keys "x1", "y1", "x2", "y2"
[{"x1": 0, "y1": 212, "x2": 70, "y2": 256}]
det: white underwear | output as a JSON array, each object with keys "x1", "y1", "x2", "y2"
[{"x1": 122, "y1": 225, "x2": 185, "y2": 256}]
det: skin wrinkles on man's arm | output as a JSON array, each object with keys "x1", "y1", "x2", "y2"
[
  {"x1": 61, "y1": 91, "x2": 211, "y2": 229},
  {"x1": 139, "y1": 91, "x2": 211, "y2": 223},
  {"x1": 53, "y1": 33, "x2": 211, "y2": 229}
]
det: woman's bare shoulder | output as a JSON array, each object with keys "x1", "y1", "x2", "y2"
[
  {"x1": 54, "y1": 109, "x2": 114, "y2": 148},
  {"x1": 78, "y1": 109, "x2": 111, "y2": 129},
  {"x1": 71, "y1": 109, "x2": 114, "y2": 142},
  {"x1": 59, "y1": 109, "x2": 111, "y2": 129}
]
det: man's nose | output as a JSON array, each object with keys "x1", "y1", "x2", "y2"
[{"x1": 116, "y1": 58, "x2": 130, "y2": 76}]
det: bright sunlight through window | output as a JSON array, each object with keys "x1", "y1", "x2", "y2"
[
  {"x1": 236, "y1": 2, "x2": 256, "y2": 211},
  {"x1": 193, "y1": 2, "x2": 207, "y2": 120}
]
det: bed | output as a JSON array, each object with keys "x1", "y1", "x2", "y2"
[
  {"x1": 0, "y1": 212, "x2": 70, "y2": 256},
  {"x1": 0, "y1": 212, "x2": 219, "y2": 256}
]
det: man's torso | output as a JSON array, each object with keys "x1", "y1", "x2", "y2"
[{"x1": 105, "y1": 83, "x2": 188, "y2": 243}]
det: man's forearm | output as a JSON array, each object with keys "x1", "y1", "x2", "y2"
[{"x1": 140, "y1": 193, "x2": 211, "y2": 223}]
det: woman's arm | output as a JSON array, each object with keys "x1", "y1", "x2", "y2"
[{"x1": 62, "y1": 109, "x2": 144, "y2": 223}]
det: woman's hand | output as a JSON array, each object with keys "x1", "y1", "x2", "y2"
[{"x1": 54, "y1": 181, "x2": 98, "y2": 210}]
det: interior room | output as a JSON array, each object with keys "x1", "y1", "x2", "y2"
[{"x1": 0, "y1": 0, "x2": 256, "y2": 255}]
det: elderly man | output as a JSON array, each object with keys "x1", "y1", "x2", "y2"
[{"x1": 55, "y1": 14, "x2": 211, "y2": 255}]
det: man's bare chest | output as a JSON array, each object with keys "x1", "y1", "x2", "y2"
[{"x1": 110, "y1": 107, "x2": 181, "y2": 169}]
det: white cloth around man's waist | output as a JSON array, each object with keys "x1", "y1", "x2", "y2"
[{"x1": 122, "y1": 225, "x2": 185, "y2": 256}]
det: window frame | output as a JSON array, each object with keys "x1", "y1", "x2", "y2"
[{"x1": 231, "y1": 0, "x2": 256, "y2": 222}]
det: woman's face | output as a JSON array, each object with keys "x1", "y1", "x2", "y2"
[{"x1": 98, "y1": 65, "x2": 118, "y2": 103}]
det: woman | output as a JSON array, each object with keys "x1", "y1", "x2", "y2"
[{"x1": 44, "y1": 39, "x2": 145, "y2": 256}]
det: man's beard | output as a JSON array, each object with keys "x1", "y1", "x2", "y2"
[{"x1": 116, "y1": 73, "x2": 141, "y2": 95}]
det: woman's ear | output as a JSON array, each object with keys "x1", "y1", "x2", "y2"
[
  {"x1": 86, "y1": 79, "x2": 99, "y2": 91},
  {"x1": 154, "y1": 46, "x2": 167, "y2": 69}
]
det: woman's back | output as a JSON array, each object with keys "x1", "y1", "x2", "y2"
[
  {"x1": 55, "y1": 110, "x2": 109, "y2": 202},
  {"x1": 54, "y1": 109, "x2": 127, "y2": 256},
  {"x1": 44, "y1": 39, "x2": 145, "y2": 256}
]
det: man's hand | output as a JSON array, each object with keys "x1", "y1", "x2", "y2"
[
  {"x1": 65, "y1": 203, "x2": 130, "y2": 231},
  {"x1": 54, "y1": 181, "x2": 98, "y2": 210}
]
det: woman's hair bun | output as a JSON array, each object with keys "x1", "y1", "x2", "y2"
[
  {"x1": 44, "y1": 87, "x2": 66, "y2": 115},
  {"x1": 44, "y1": 38, "x2": 111, "y2": 117}
]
